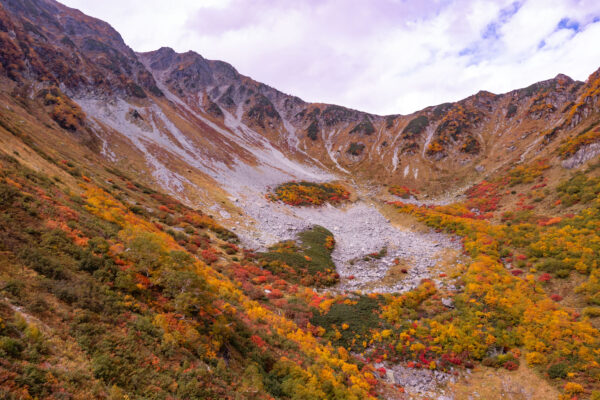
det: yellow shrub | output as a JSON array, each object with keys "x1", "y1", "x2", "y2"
[
  {"x1": 525, "y1": 351, "x2": 547, "y2": 365},
  {"x1": 564, "y1": 382, "x2": 584, "y2": 394}
]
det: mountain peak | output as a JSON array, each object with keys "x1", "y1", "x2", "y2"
[
  {"x1": 554, "y1": 73, "x2": 572, "y2": 81},
  {"x1": 139, "y1": 47, "x2": 241, "y2": 93},
  {"x1": 554, "y1": 73, "x2": 574, "y2": 86},
  {"x1": 139, "y1": 46, "x2": 178, "y2": 71}
]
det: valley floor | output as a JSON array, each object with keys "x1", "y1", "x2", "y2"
[{"x1": 226, "y1": 184, "x2": 462, "y2": 294}]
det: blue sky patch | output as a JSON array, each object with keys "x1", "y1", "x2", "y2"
[{"x1": 557, "y1": 17, "x2": 581, "y2": 32}]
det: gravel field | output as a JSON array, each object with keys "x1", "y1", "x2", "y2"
[
  {"x1": 375, "y1": 361, "x2": 463, "y2": 400},
  {"x1": 228, "y1": 186, "x2": 460, "y2": 294}
]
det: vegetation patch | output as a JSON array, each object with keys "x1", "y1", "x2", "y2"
[
  {"x1": 384, "y1": 159, "x2": 600, "y2": 395},
  {"x1": 427, "y1": 104, "x2": 482, "y2": 157},
  {"x1": 558, "y1": 122, "x2": 600, "y2": 158},
  {"x1": 38, "y1": 86, "x2": 85, "y2": 131},
  {"x1": 258, "y1": 226, "x2": 338, "y2": 287},
  {"x1": 389, "y1": 185, "x2": 419, "y2": 199},
  {"x1": 306, "y1": 120, "x2": 319, "y2": 140},
  {"x1": 267, "y1": 181, "x2": 350, "y2": 206},
  {"x1": 556, "y1": 172, "x2": 600, "y2": 206},
  {"x1": 347, "y1": 142, "x2": 365, "y2": 156},
  {"x1": 460, "y1": 136, "x2": 480, "y2": 154},
  {"x1": 0, "y1": 154, "x2": 378, "y2": 399},
  {"x1": 402, "y1": 115, "x2": 429, "y2": 138},
  {"x1": 349, "y1": 118, "x2": 375, "y2": 136},
  {"x1": 311, "y1": 295, "x2": 386, "y2": 350},
  {"x1": 506, "y1": 103, "x2": 518, "y2": 118}
]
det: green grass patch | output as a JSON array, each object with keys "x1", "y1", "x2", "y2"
[
  {"x1": 258, "y1": 226, "x2": 338, "y2": 287},
  {"x1": 310, "y1": 295, "x2": 385, "y2": 350}
]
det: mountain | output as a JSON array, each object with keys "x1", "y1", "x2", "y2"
[
  {"x1": 2, "y1": 0, "x2": 600, "y2": 201},
  {"x1": 1, "y1": 0, "x2": 600, "y2": 399}
]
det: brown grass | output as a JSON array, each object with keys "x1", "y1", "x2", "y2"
[
  {"x1": 373, "y1": 199, "x2": 432, "y2": 234},
  {"x1": 446, "y1": 362, "x2": 560, "y2": 400}
]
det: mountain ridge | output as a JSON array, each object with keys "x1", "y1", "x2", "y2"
[
  {"x1": 0, "y1": 0, "x2": 598, "y2": 219},
  {"x1": 1, "y1": 0, "x2": 599, "y2": 195}
]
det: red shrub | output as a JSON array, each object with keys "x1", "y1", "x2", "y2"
[
  {"x1": 201, "y1": 248, "x2": 219, "y2": 264},
  {"x1": 504, "y1": 361, "x2": 519, "y2": 371},
  {"x1": 441, "y1": 353, "x2": 462, "y2": 365},
  {"x1": 267, "y1": 289, "x2": 283, "y2": 299},
  {"x1": 538, "y1": 217, "x2": 562, "y2": 226},
  {"x1": 251, "y1": 335, "x2": 267, "y2": 348},
  {"x1": 158, "y1": 205, "x2": 172, "y2": 213},
  {"x1": 273, "y1": 279, "x2": 288, "y2": 289},
  {"x1": 538, "y1": 273, "x2": 552, "y2": 282}
]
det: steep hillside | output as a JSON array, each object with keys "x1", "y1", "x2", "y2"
[
  {"x1": 1, "y1": 0, "x2": 599, "y2": 205},
  {"x1": 1, "y1": 0, "x2": 600, "y2": 399}
]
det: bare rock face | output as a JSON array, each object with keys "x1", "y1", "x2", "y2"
[
  {"x1": 140, "y1": 47, "x2": 240, "y2": 92},
  {"x1": 562, "y1": 143, "x2": 600, "y2": 169},
  {"x1": 0, "y1": 0, "x2": 162, "y2": 98}
]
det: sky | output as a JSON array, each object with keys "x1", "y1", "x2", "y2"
[{"x1": 60, "y1": 0, "x2": 600, "y2": 115}]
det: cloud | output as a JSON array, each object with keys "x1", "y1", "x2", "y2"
[{"x1": 61, "y1": 0, "x2": 600, "y2": 115}]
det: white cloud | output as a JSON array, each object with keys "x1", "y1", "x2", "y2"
[{"x1": 60, "y1": 0, "x2": 600, "y2": 115}]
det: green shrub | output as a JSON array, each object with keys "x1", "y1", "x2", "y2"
[
  {"x1": 0, "y1": 182, "x2": 19, "y2": 206},
  {"x1": 347, "y1": 142, "x2": 365, "y2": 156},
  {"x1": 537, "y1": 258, "x2": 564, "y2": 273},
  {"x1": 482, "y1": 352, "x2": 519, "y2": 369},
  {"x1": 349, "y1": 118, "x2": 375, "y2": 136},
  {"x1": 385, "y1": 116, "x2": 396, "y2": 129},
  {"x1": 433, "y1": 103, "x2": 452, "y2": 118},
  {"x1": 16, "y1": 365, "x2": 48, "y2": 396},
  {"x1": 402, "y1": 115, "x2": 429, "y2": 137},
  {"x1": 310, "y1": 296, "x2": 384, "y2": 349},
  {"x1": 259, "y1": 226, "x2": 338, "y2": 286},
  {"x1": 2, "y1": 279, "x2": 24, "y2": 298},
  {"x1": 78, "y1": 252, "x2": 106, "y2": 273},
  {"x1": 556, "y1": 269, "x2": 570, "y2": 279},
  {"x1": 28, "y1": 298, "x2": 50, "y2": 313},
  {"x1": 547, "y1": 362, "x2": 568, "y2": 379},
  {"x1": 21, "y1": 247, "x2": 66, "y2": 280},
  {"x1": 306, "y1": 120, "x2": 319, "y2": 140},
  {"x1": 506, "y1": 103, "x2": 518, "y2": 118},
  {"x1": 128, "y1": 205, "x2": 145, "y2": 215},
  {"x1": 557, "y1": 173, "x2": 600, "y2": 206},
  {"x1": 0, "y1": 336, "x2": 24, "y2": 357}
]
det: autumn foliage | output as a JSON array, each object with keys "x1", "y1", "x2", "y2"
[
  {"x1": 39, "y1": 86, "x2": 86, "y2": 131},
  {"x1": 268, "y1": 181, "x2": 350, "y2": 206},
  {"x1": 0, "y1": 155, "x2": 378, "y2": 400},
  {"x1": 388, "y1": 185, "x2": 418, "y2": 199},
  {"x1": 385, "y1": 162, "x2": 600, "y2": 396}
]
